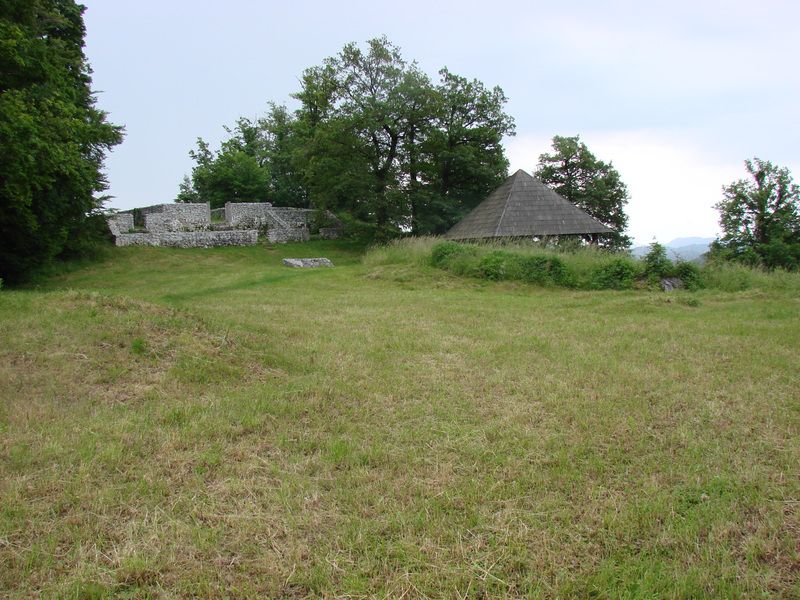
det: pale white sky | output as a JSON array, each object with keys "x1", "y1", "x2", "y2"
[{"x1": 83, "y1": 0, "x2": 800, "y2": 245}]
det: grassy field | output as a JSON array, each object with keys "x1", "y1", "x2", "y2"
[{"x1": 1, "y1": 240, "x2": 799, "y2": 598}]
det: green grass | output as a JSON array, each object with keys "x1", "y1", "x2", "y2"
[
  {"x1": 1, "y1": 239, "x2": 799, "y2": 598},
  {"x1": 386, "y1": 237, "x2": 800, "y2": 292}
]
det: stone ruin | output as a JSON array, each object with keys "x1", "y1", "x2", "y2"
[{"x1": 106, "y1": 202, "x2": 341, "y2": 248}]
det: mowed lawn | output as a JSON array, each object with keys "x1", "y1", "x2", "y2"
[{"x1": 1, "y1": 241, "x2": 798, "y2": 598}]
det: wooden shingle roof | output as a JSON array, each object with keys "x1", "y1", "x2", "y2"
[{"x1": 445, "y1": 169, "x2": 613, "y2": 240}]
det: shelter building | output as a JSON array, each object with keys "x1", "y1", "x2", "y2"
[{"x1": 446, "y1": 169, "x2": 612, "y2": 240}]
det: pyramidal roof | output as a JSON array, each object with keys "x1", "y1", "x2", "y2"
[{"x1": 445, "y1": 169, "x2": 613, "y2": 240}]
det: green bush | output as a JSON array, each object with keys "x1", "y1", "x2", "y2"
[
  {"x1": 408, "y1": 238, "x2": 799, "y2": 292},
  {"x1": 591, "y1": 258, "x2": 640, "y2": 289},
  {"x1": 512, "y1": 254, "x2": 567, "y2": 286},
  {"x1": 477, "y1": 251, "x2": 512, "y2": 280},
  {"x1": 642, "y1": 242, "x2": 674, "y2": 279},
  {"x1": 430, "y1": 241, "x2": 468, "y2": 267},
  {"x1": 675, "y1": 261, "x2": 703, "y2": 290}
]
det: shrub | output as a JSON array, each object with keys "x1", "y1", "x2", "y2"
[
  {"x1": 675, "y1": 261, "x2": 703, "y2": 290},
  {"x1": 477, "y1": 251, "x2": 512, "y2": 280},
  {"x1": 642, "y1": 242, "x2": 674, "y2": 279},
  {"x1": 591, "y1": 257, "x2": 640, "y2": 289},
  {"x1": 430, "y1": 241, "x2": 468, "y2": 267},
  {"x1": 512, "y1": 254, "x2": 567, "y2": 286}
]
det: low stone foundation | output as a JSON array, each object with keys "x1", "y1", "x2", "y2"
[
  {"x1": 319, "y1": 227, "x2": 342, "y2": 240},
  {"x1": 267, "y1": 227, "x2": 310, "y2": 243},
  {"x1": 283, "y1": 257, "x2": 334, "y2": 268},
  {"x1": 108, "y1": 201, "x2": 341, "y2": 247},
  {"x1": 115, "y1": 230, "x2": 258, "y2": 248}
]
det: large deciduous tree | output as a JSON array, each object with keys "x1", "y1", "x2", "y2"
[
  {"x1": 0, "y1": 0, "x2": 123, "y2": 283},
  {"x1": 535, "y1": 135, "x2": 630, "y2": 249},
  {"x1": 711, "y1": 158, "x2": 800, "y2": 269},
  {"x1": 295, "y1": 38, "x2": 515, "y2": 239},
  {"x1": 180, "y1": 37, "x2": 515, "y2": 241},
  {"x1": 422, "y1": 69, "x2": 515, "y2": 235}
]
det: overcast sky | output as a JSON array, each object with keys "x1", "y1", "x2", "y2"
[{"x1": 82, "y1": 0, "x2": 800, "y2": 245}]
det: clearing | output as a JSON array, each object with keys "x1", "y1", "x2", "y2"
[{"x1": 1, "y1": 241, "x2": 798, "y2": 598}]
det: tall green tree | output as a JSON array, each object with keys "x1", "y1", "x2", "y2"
[
  {"x1": 294, "y1": 37, "x2": 515, "y2": 239},
  {"x1": 179, "y1": 37, "x2": 515, "y2": 240},
  {"x1": 711, "y1": 158, "x2": 800, "y2": 269},
  {"x1": 260, "y1": 103, "x2": 306, "y2": 207},
  {"x1": 185, "y1": 139, "x2": 269, "y2": 209},
  {"x1": 178, "y1": 105, "x2": 306, "y2": 209},
  {"x1": 0, "y1": 0, "x2": 123, "y2": 283},
  {"x1": 535, "y1": 135, "x2": 630, "y2": 249},
  {"x1": 421, "y1": 68, "x2": 515, "y2": 234}
]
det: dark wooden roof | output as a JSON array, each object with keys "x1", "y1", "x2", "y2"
[{"x1": 445, "y1": 169, "x2": 613, "y2": 240}]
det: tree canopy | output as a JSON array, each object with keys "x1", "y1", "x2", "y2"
[
  {"x1": 535, "y1": 135, "x2": 630, "y2": 249},
  {"x1": 0, "y1": 0, "x2": 123, "y2": 283},
  {"x1": 711, "y1": 158, "x2": 800, "y2": 269},
  {"x1": 178, "y1": 37, "x2": 515, "y2": 240}
]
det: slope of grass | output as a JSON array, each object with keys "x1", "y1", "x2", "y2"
[{"x1": 1, "y1": 240, "x2": 799, "y2": 598}]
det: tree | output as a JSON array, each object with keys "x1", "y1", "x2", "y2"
[
  {"x1": 413, "y1": 69, "x2": 515, "y2": 235},
  {"x1": 711, "y1": 158, "x2": 800, "y2": 269},
  {"x1": 178, "y1": 37, "x2": 515, "y2": 241},
  {"x1": 535, "y1": 135, "x2": 630, "y2": 249},
  {"x1": 178, "y1": 105, "x2": 307, "y2": 209},
  {"x1": 259, "y1": 103, "x2": 306, "y2": 207},
  {"x1": 293, "y1": 37, "x2": 515, "y2": 239},
  {"x1": 179, "y1": 137, "x2": 269, "y2": 209},
  {"x1": 0, "y1": 0, "x2": 123, "y2": 283}
]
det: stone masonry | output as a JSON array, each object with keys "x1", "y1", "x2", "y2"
[
  {"x1": 141, "y1": 203, "x2": 210, "y2": 233},
  {"x1": 108, "y1": 201, "x2": 341, "y2": 248},
  {"x1": 115, "y1": 230, "x2": 258, "y2": 248},
  {"x1": 107, "y1": 213, "x2": 134, "y2": 236}
]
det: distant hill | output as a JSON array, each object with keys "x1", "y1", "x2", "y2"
[{"x1": 631, "y1": 237, "x2": 715, "y2": 262}]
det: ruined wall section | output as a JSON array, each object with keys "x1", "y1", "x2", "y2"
[
  {"x1": 107, "y1": 213, "x2": 134, "y2": 236},
  {"x1": 108, "y1": 201, "x2": 339, "y2": 247},
  {"x1": 224, "y1": 202, "x2": 273, "y2": 228},
  {"x1": 225, "y1": 202, "x2": 308, "y2": 242},
  {"x1": 143, "y1": 203, "x2": 210, "y2": 232},
  {"x1": 224, "y1": 203, "x2": 341, "y2": 242},
  {"x1": 114, "y1": 230, "x2": 258, "y2": 248}
]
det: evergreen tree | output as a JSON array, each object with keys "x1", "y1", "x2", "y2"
[{"x1": 0, "y1": 0, "x2": 123, "y2": 282}]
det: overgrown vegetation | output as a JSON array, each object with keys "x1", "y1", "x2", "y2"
[
  {"x1": 2, "y1": 241, "x2": 798, "y2": 597},
  {"x1": 369, "y1": 238, "x2": 800, "y2": 294}
]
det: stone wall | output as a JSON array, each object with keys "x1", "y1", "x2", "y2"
[
  {"x1": 319, "y1": 227, "x2": 342, "y2": 240},
  {"x1": 114, "y1": 230, "x2": 258, "y2": 248},
  {"x1": 266, "y1": 207, "x2": 316, "y2": 227},
  {"x1": 108, "y1": 201, "x2": 340, "y2": 247},
  {"x1": 267, "y1": 227, "x2": 310, "y2": 243},
  {"x1": 224, "y1": 202, "x2": 273, "y2": 228},
  {"x1": 224, "y1": 202, "x2": 310, "y2": 242},
  {"x1": 107, "y1": 213, "x2": 134, "y2": 236},
  {"x1": 142, "y1": 203, "x2": 210, "y2": 232}
]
